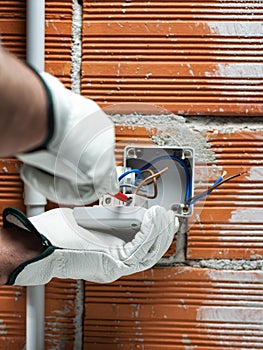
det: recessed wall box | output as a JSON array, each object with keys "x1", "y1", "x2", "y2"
[
  {"x1": 124, "y1": 146, "x2": 195, "y2": 217},
  {"x1": 74, "y1": 145, "x2": 195, "y2": 232}
]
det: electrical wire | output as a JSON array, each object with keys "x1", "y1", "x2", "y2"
[
  {"x1": 118, "y1": 168, "x2": 142, "y2": 182},
  {"x1": 186, "y1": 171, "x2": 247, "y2": 205},
  {"x1": 135, "y1": 167, "x2": 169, "y2": 199},
  {"x1": 134, "y1": 168, "x2": 158, "y2": 199},
  {"x1": 118, "y1": 155, "x2": 245, "y2": 207},
  {"x1": 139, "y1": 155, "x2": 192, "y2": 202},
  {"x1": 118, "y1": 155, "x2": 191, "y2": 201},
  {"x1": 112, "y1": 191, "x2": 130, "y2": 203},
  {"x1": 119, "y1": 183, "x2": 146, "y2": 192},
  {"x1": 120, "y1": 167, "x2": 168, "y2": 199},
  {"x1": 188, "y1": 172, "x2": 225, "y2": 204}
]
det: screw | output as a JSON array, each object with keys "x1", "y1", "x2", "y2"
[{"x1": 105, "y1": 197, "x2": 112, "y2": 205}]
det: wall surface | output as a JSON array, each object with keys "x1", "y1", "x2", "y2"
[
  {"x1": 0, "y1": 1, "x2": 80, "y2": 349},
  {"x1": 82, "y1": 1, "x2": 263, "y2": 349},
  {"x1": 0, "y1": 0, "x2": 263, "y2": 349},
  {"x1": 81, "y1": 0, "x2": 263, "y2": 116}
]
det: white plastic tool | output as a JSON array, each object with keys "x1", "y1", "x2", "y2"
[{"x1": 73, "y1": 205, "x2": 146, "y2": 233}]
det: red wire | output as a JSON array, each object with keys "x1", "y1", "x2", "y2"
[{"x1": 112, "y1": 191, "x2": 130, "y2": 203}]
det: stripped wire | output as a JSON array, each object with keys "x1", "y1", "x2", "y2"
[
  {"x1": 186, "y1": 171, "x2": 247, "y2": 205},
  {"x1": 188, "y1": 171, "x2": 226, "y2": 204},
  {"x1": 118, "y1": 157, "x2": 246, "y2": 207},
  {"x1": 119, "y1": 155, "x2": 192, "y2": 202}
]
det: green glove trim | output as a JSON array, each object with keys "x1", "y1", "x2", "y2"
[{"x1": 3, "y1": 208, "x2": 56, "y2": 286}]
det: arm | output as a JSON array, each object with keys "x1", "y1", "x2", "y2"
[
  {"x1": 0, "y1": 224, "x2": 46, "y2": 285},
  {"x1": 3, "y1": 206, "x2": 178, "y2": 286},
  {"x1": 0, "y1": 48, "x2": 119, "y2": 205},
  {"x1": 0, "y1": 50, "x2": 177, "y2": 287},
  {"x1": 0, "y1": 49, "x2": 48, "y2": 156}
]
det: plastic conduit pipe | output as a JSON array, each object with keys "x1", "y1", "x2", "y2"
[{"x1": 26, "y1": 1, "x2": 47, "y2": 349}]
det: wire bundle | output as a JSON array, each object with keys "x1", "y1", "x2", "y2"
[
  {"x1": 118, "y1": 155, "x2": 191, "y2": 201},
  {"x1": 186, "y1": 171, "x2": 247, "y2": 205},
  {"x1": 118, "y1": 156, "x2": 246, "y2": 206},
  {"x1": 134, "y1": 167, "x2": 169, "y2": 199}
]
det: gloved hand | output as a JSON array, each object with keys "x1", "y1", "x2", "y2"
[
  {"x1": 4, "y1": 206, "x2": 179, "y2": 286},
  {"x1": 17, "y1": 72, "x2": 119, "y2": 205}
]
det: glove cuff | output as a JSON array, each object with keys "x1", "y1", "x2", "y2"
[
  {"x1": 3, "y1": 208, "x2": 55, "y2": 285},
  {"x1": 25, "y1": 64, "x2": 55, "y2": 152}
]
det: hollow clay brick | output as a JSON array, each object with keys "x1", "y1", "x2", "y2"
[
  {"x1": 82, "y1": 0, "x2": 263, "y2": 116},
  {"x1": 84, "y1": 267, "x2": 263, "y2": 350}
]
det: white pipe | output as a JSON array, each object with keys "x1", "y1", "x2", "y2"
[
  {"x1": 25, "y1": 186, "x2": 47, "y2": 350},
  {"x1": 27, "y1": 0, "x2": 45, "y2": 71},
  {"x1": 26, "y1": 1, "x2": 46, "y2": 349}
]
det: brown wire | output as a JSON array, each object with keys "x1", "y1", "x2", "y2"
[
  {"x1": 186, "y1": 171, "x2": 247, "y2": 204},
  {"x1": 134, "y1": 168, "x2": 157, "y2": 199},
  {"x1": 134, "y1": 167, "x2": 169, "y2": 199}
]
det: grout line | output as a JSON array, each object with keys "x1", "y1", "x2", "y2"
[
  {"x1": 185, "y1": 258, "x2": 263, "y2": 270},
  {"x1": 157, "y1": 259, "x2": 263, "y2": 270},
  {"x1": 74, "y1": 280, "x2": 85, "y2": 350},
  {"x1": 175, "y1": 217, "x2": 188, "y2": 262},
  {"x1": 71, "y1": 0, "x2": 83, "y2": 94},
  {"x1": 72, "y1": 1, "x2": 85, "y2": 349},
  {"x1": 185, "y1": 115, "x2": 263, "y2": 132},
  {"x1": 158, "y1": 215, "x2": 263, "y2": 270},
  {"x1": 158, "y1": 217, "x2": 188, "y2": 266}
]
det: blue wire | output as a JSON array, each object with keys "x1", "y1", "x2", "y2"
[
  {"x1": 187, "y1": 175, "x2": 223, "y2": 205},
  {"x1": 119, "y1": 157, "x2": 226, "y2": 206},
  {"x1": 212, "y1": 176, "x2": 223, "y2": 187},
  {"x1": 118, "y1": 168, "x2": 142, "y2": 182},
  {"x1": 139, "y1": 155, "x2": 192, "y2": 202}
]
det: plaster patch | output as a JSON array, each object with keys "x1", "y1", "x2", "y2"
[
  {"x1": 197, "y1": 306, "x2": 263, "y2": 323},
  {"x1": 214, "y1": 63, "x2": 263, "y2": 79},
  {"x1": 246, "y1": 167, "x2": 263, "y2": 181},
  {"x1": 108, "y1": 111, "x2": 215, "y2": 163},
  {"x1": 208, "y1": 22, "x2": 263, "y2": 37},
  {"x1": 108, "y1": 109, "x2": 220, "y2": 196},
  {"x1": 230, "y1": 209, "x2": 263, "y2": 223},
  {"x1": 0, "y1": 320, "x2": 7, "y2": 335},
  {"x1": 182, "y1": 334, "x2": 192, "y2": 345},
  {"x1": 205, "y1": 268, "x2": 263, "y2": 283}
]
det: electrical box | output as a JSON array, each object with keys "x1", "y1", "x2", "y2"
[
  {"x1": 74, "y1": 145, "x2": 194, "y2": 233},
  {"x1": 123, "y1": 146, "x2": 195, "y2": 217}
]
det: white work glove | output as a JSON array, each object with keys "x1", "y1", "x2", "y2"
[
  {"x1": 17, "y1": 72, "x2": 119, "y2": 205},
  {"x1": 4, "y1": 206, "x2": 179, "y2": 286}
]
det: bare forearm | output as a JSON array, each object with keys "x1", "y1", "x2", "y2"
[
  {"x1": 0, "y1": 225, "x2": 46, "y2": 286},
  {"x1": 0, "y1": 49, "x2": 48, "y2": 156}
]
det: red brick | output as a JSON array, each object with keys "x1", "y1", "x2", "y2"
[
  {"x1": 188, "y1": 130, "x2": 263, "y2": 259},
  {"x1": 84, "y1": 267, "x2": 263, "y2": 350},
  {"x1": 82, "y1": 1, "x2": 263, "y2": 116}
]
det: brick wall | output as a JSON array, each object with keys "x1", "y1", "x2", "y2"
[
  {"x1": 0, "y1": 0, "x2": 263, "y2": 349},
  {"x1": 82, "y1": 1, "x2": 263, "y2": 349},
  {"x1": 0, "y1": 1, "x2": 78, "y2": 349}
]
